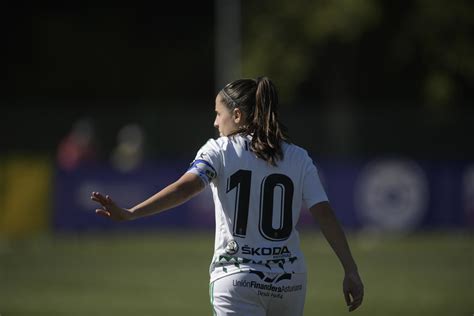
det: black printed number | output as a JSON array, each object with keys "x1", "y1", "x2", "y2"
[
  {"x1": 226, "y1": 170, "x2": 294, "y2": 241},
  {"x1": 227, "y1": 170, "x2": 252, "y2": 238}
]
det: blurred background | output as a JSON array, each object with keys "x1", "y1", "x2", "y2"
[{"x1": 1, "y1": 1, "x2": 473, "y2": 315}]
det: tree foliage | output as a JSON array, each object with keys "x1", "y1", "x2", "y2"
[{"x1": 242, "y1": 0, "x2": 473, "y2": 107}]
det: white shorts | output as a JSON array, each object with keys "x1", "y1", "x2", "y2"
[{"x1": 210, "y1": 271, "x2": 307, "y2": 316}]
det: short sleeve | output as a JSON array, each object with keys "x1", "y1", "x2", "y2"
[
  {"x1": 186, "y1": 138, "x2": 221, "y2": 186},
  {"x1": 302, "y1": 153, "x2": 329, "y2": 209}
]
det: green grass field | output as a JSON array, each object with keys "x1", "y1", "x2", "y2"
[{"x1": 0, "y1": 230, "x2": 472, "y2": 316}]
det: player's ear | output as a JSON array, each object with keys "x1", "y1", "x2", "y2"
[{"x1": 233, "y1": 108, "x2": 242, "y2": 124}]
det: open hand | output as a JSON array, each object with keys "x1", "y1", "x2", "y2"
[
  {"x1": 90, "y1": 192, "x2": 133, "y2": 221},
  {"x1": 343, "y1": 271, "x2": 364, "y2": 312}
]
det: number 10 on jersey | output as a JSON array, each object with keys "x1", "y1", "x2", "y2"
[{"x1": 226, "y1": 169, "x2": 294, "y2": 241}]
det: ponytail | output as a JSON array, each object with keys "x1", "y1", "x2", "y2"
[{"x1": 220, "y1": 76, "x2": 290, "y2": 166}]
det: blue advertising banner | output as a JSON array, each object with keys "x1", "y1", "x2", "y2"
[{"x1": 53, "y1": 157, "x2": 474, "y2": 233}]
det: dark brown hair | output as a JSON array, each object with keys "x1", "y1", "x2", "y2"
[{"x1": 220, "y1": 76, "x2": 290, "y2": 166}]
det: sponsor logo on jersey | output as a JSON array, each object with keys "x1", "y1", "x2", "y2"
[
  {"x1": 232, "y1": 279, "x2": 303, "y2": 294},
  {"x1": 225, "y1": 240, "x2": 239, "y2": 255},
  {"x1": 241, "y1": 245, "x2": 291, "y2": 257}
]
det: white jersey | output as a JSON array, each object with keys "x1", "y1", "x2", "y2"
[{"x1": 186, "y1": 134, "x2": 328, "y2": 283}]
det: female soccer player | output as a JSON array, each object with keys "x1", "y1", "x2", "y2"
[{"x1": 91, "y1": 76, "x2": 364, "y2": 315}]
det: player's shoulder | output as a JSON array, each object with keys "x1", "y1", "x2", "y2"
[
  {"x1": 209, "y1": 135, "x2": 250, "y2": 148},
  {"x1": 198, "y1": 136, "x2": 236, "y2": 156},
  {"x1": 202, "y1": 136, "x2": 231, "y2": 150},
  {"x1": 283, "y1": 141, "x2": 311, "y2": 160}
]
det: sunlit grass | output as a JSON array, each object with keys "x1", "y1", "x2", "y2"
[{"x1": 0, "y1": 230, "x2": 472, "y2": 315}]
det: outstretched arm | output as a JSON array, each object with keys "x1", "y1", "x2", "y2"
[
  {"x1": 309, "y1": 201, "x2": 364, "y2": 312},
  {"x1": 91, "y1": 173, "x2": 205, "y2": 221}
]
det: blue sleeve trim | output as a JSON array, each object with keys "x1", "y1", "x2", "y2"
[
  {"x1": 186, "y1": 159, "x2": 217, "y2": 186},
  {"x1": 191, "y1": 159, "x2": 217, "y2": 174}
]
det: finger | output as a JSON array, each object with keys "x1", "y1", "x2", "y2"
[
  {"x1": 91, "y1": 192, "x2": 102, "y2": 201},
  {"x1": 106, "y1": 195, "x2": 114, "y2": 205},
  {"x1": 95, "y1": 209, "x2": 111, "y2": 217},
  {"x1": 91, "y1": 196, "x2": 109, "y2": 207},
  {"x1": 352, "y1": 291, "x2": 364, "y2": 302},
  {"x1": 349, "y1": 297, "x2": 362, "y2": 312},
  {"x1": 92, "y1": 191, "x2": 106, "y2": 200},
  {"x1": 344, "y1": 290, "x2": 352, "y2": 306},
  {"x1": 91, "y1": 196, "x2": 103, "y2": 204},
  {"x1": 91, "y1": 192, "x2": 110, "y2": 206}
]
